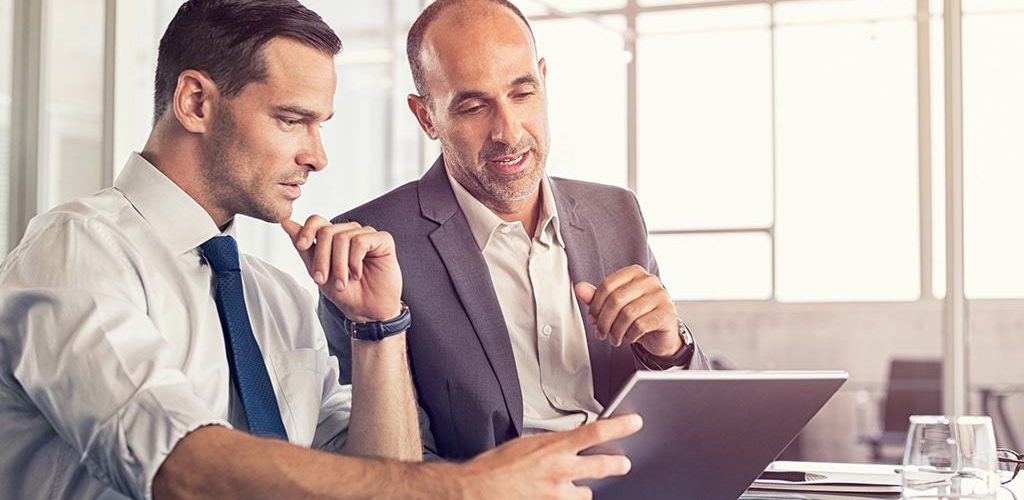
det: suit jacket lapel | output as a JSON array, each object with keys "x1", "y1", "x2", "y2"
[
  {"x1": 419, "y1": 158, "x2": 525, "y2": 434},
  {"x1": 549, "y1": 179, "x2": 614, "y2": 405}
]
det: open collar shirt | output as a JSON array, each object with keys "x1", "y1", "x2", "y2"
[{"x1": 447, "y1": 174, "x2": 603, "y2": 434}]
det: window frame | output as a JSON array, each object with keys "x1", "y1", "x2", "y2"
[{"x1": 531, "y1": 0, "x2": 938, "y2": 304}]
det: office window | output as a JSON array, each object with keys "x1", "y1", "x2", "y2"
[
  {"x1": 651, "y1": 232, "x2": 773, "y2": 300},
  {"x1": 42, "y1": 0, "x2": 106, "y2": 210},
  {"x1": 962, "y1": 0, "x2": 1024, "y2": 298},
  {"x1": 517, "y1": 0, "x2": 627, "y2": 16},
  {"x1": 110, "y1": 0, "x2": 182, "y2": 178},
  {"x1": 631, "y1": 0, "x2": 922, "y2": 302},
  {"x1": 773, "y1": 0, "x2": 920, "y2": 302},
  {"x1": 0, "y1": 0, "x2": 11, "y2": 252},
  {"x1": 930, "y1": 4, "x2": 947, "y2": 299},
  {"x1": 638, "y1": 0, "x2": 731, "y2": 6},
  {"x1": 637, "y1": 6, "x2": 773, "y2": 231},
  {"x1": 533, "y1": 16, "x2": 628, "y2": 187}
]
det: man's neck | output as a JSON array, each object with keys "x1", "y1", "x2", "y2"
[
  {"x1": 141, "y1": 135, "x2": 233, "y2": 228},
  {"x1": 483, "y1": 190, "x2": 542, "y2": 238}
]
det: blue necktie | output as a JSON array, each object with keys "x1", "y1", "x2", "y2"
[{"x1": 200, "y1": 236, "x2": 288, "y2": 440}]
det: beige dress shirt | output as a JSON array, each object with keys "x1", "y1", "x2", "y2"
[
  {"x1": 0, "y1": 153, "x2": 352, "y2": 499},
  {"x1": 448, "y1": 174, "x2": 603, "y2": 434}
]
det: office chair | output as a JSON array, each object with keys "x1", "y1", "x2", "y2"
[{"x1": 859, "y1": 359, "x2": 942, "y2": 462}]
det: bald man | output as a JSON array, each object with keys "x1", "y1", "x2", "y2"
[{"x1": 323, "y1": 0, "x2": 711, "y2": 461}]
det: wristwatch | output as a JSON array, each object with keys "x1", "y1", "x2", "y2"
[
  {"x1": 340, "y1": 304, "x2": 412, "y2": 342},
  {"x1": 634, "y1": 317, "x2": 695, "y2": 369},
  {"x1": 677, "y1": 317, "x2": 694, "y2": 349}
]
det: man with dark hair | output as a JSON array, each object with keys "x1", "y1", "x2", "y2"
[
  {"x1": 0, "y1": 1, "x2": 639, "y2": 498},
  {"x1": 151, "y1": 0, "x2": 344, "y2": 124},
  {"x1": 326, "y1": 0, "x2": 711, "y2": 462}
]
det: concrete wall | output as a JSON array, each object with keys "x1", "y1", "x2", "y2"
[{"x1": 681, "y1": 298, "x2": 1024, "y2": 463}]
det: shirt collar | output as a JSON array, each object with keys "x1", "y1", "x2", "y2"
[
  {"x1": 446, "y1": 172, "x2": 564, "y2": 251},
  {"x1": 537, "y1": 176, "x2": 565, "y2": 248},
  {"x1": 114, "y1": 152, "x2": 233, "y2": 256}
]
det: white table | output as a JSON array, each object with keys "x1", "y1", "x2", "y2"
[{"x1": 740, "y1": 461, "x2": 1024, "y2": 500}]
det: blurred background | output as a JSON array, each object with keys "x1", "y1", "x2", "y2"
[{"x1": 2, "y1": 0, "x2": 1022, "y2": 463}]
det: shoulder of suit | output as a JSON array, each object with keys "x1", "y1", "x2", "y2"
[{"x1": 549, "y1": 176, "x2": 640, "y2": 211}]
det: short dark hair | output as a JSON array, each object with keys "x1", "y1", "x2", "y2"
[
  {"x1": 153, "y1": 0, "x2": 342, "y2": 123},
  {"x1": 406, "y1": 0, "x2": 535, "y2": 97}
]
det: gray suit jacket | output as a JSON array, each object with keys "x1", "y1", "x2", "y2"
[{"x1": 320, "y1": 157, "x2": 710, "y2": 460}]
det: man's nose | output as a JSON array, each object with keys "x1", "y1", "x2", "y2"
[
  {"x1": 300, "y1": 127, "x2": 328, "y2": 172},
  {"x1": 490, "y1": 102, "x2": 524, "y2": 147}
]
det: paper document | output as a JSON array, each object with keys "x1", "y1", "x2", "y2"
[{"x1": 749, "y1": 461, "x2": 902, "y2": 494}]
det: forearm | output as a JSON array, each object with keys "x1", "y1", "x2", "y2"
[
  {"x1": 342, "y1": 332, "x2": 421, "y2": 461},
  {"x1": 154, "y1": 426, "x2": 462, "y2": 499}
]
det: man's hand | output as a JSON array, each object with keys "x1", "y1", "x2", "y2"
[
  {"x1": 575, "y1": 265, "x2": 682, "y2": 357},
  {"x1": 282, "y1": 216, "x2": 402, "y2": 323},
  {"x1": 458, "y1": 415, "x2": 642, "y2": 499}
]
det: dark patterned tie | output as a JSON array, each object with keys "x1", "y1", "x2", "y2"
[{"x1": 200, "y1": 236, "x2": 288, "y2": 440}]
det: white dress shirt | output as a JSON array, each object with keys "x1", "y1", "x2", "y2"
[
  {"x1": 448, "y1": 174, "x2": 603, "y2": 434},
  {"x1": 0, "y1": 153, "x2": 352, "y2": 500}
]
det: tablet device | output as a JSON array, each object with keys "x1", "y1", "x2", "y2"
[{"x1": 580, "y1": 370, "x2": 848, "y2": 500}]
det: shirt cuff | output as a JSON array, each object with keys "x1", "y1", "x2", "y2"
[{"x1": 85, "y1": 383, "x2": 231, "y2": 500}]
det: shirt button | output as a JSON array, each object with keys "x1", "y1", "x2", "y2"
[
  {"x1": 542, "y1": 325, "x2": 553, "y2": 336},
  {"x1": 500, "y1": 226, "x2": 512, "y2": 234}
]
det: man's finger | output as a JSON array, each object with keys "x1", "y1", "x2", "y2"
[
  {"x1": 348, "y1": 231, "x2": 394, "y2": 281},
  {"x1": 606, "y1": 295, "x2": 655, "y2": 346},
  {"x1": 574, "y1": 282, "x2": 597, "y2": 305},
  {"x1": 282, "y1": 219, "x2": 316, "y2": 273},
  {"x1": 589, "y1": 266, "x2": 646, "y2": 323},
  {"x1": 281, "y1": 219, "x2": 302, "y2": 241},
  {"x1": 570, "y1": 454, "x2": 632, "y2": 482},
  {"x1": 568, "y1": 486, "x2": 595, "y2": 500},
  {"x1": 297, "y1": 214, "x2": 332, "y2": 251},
  {"x1": 564, "y1": 414, "x2": 643, "y2": 452},
  {"x1": 624, "y1": 310, "x2": 664, "y2": 346},
  {"x1": 595, "y1": 286, "x2": 645, "y2": 343},
  {"x1": 330, "y1": 229, "x2": 352, "y2": 290},
  {"x1": 332, "y1": 227, "x2": 375, "y2": 288},
  {"x1": 311, "y1": 225, "x2": 342, "y2": 285}
]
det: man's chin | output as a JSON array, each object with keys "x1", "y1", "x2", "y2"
[
  {"x1": 244, "y1": 202, "x2": 292, "y2": 224},
  {"x1": 486, "y1": 173, "x2": 543, "y2": 202}
]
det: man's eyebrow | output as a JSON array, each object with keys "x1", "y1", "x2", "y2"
[
  {"x1": 448, "y1": 75, "x2": 540, "y2": 112},
  {"x1": 449, "y1": 90, "x2": 489, "y2": 111},
  {"x1": 511, "y1": 75, "x2": 539, "y2": 87},
  {"x1": 275, "y1": 105, "x2": 334, "y2": 122}
]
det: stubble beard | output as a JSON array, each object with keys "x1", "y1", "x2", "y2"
[
  {"x1": 200, "y1": 110, "x2": 289, "y2": 224},
  {"x1": 443, "y1": 139, "x2": 547, "y2": 208}
]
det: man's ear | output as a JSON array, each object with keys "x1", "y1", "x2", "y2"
[
  {"x1": 172, "y1": 69, "x2": 218, "y2": 134},
  {"x1": 407, "y1": 94, "x2": 439, "y2": 140},
  {"x1": 538, "y1": 57, "x2": 547, "y2": 81}
]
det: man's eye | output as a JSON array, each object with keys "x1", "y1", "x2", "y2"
[
  {"x1": 280, "y1": 117, "x2": 301, "y2": 127},
  {"x1": 461, "y1": 105, "x2": 485, "y2": 115},
  {"x1": 515, "y1": 92, "x2": 535, "y2": 99}
]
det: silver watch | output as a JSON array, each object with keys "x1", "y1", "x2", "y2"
[{"x1": 677, "y1": 317, "x2": 694, "y2": 347}]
